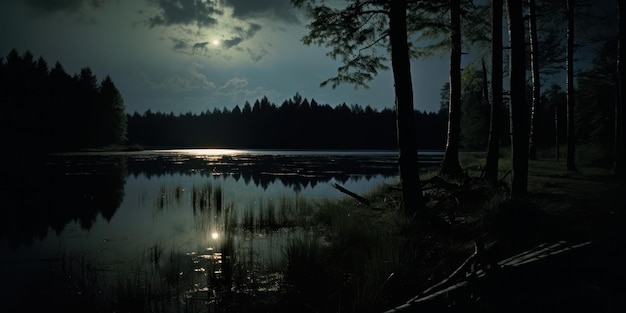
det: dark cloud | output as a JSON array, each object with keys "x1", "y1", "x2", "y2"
[
  {"x1": 193, "y1": 41, "x2": 209, "y2": 49},
  {"x1": 222, "y1": 37, "x2": 243, "y2": 49},
  {"x1": 234, "y1": 22, "x2": 262, "y2": 38},
  {"x1": 171, "y1": 38, "x2": 188, "y2": 50},
  {"x1": 23, "y1": 0, "x2": 110, "y2": 13},
  {"x1": 247, "y1": 46, "x2": 269, "y2": 63},
  {"x1": 148, "y1": 0, "x2": 222, "y2": 28},
  {"x1": 221, "y1": 23, "x2": 262, "y2": 49},
  {"x1": 223, "y1": 0, "x2": 299, "y2": 24}
]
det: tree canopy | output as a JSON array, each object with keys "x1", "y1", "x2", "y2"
[{"x1": 0, "y1": 49, "x2": 127, "y2": 152}]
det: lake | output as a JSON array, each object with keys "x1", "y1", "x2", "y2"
[{"x1": 0, "y1": 149, "x2": 443, "y2": 312}]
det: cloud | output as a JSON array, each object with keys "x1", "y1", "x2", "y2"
[
  {"x1": 223, "y1": 0, "x2": 299, "y2": 24},
  {"x1": 23, "y1": 0, "x2": 111, "y2": 13},
  {"x1": 215, "y1": 77, "x2": 248, "y2": 96},
  {"x1": 171, "y1": 37, "x2": 188, "y2": 50},
  {"x1": 213, "y1": 77, "x2": 282, "y2": 106},
  {"x1": 247, "y1": 46, "x2": 269, "y2": 63},
  {"x1": 150, "y1": 63, "x2": 216, "y2": 93},
  {"x1": 142, "y1": 1, "x2": 285, "y2": 63},
  {"x1": 148, "y1": 0, "x2": 222, "y2": 28},
  {"x1": 222, "y1": 37, "x2": 243, "y2": 49},
  {"x1": 222, "y1": 23, "x2": 262, "y2": 49},
  {"x1": 193, "y1": 41, "x2": 210, "y2": 49},
  {"x1": 235, "y1": 23, "x2": 262, "y2": 37}
]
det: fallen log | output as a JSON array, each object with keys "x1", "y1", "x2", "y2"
[
  {"x1": 332, "y1": 183, "x2": 370, "y2": 206},
  {"x1": 383, "y1": 240, "x2": 593, "y2": 313}
]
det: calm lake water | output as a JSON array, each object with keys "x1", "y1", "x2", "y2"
[{"x1": 0, "y1": 149, "x2": 442, "y2": 311}]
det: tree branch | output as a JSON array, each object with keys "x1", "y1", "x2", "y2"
[{"x1": 358, "y1": 31, "x2": 390, "y2": 54}]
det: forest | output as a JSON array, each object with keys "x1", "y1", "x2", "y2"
[
  {"x1": 0, "y1": 49, "x2": 127, "y2": 152},
  {"x1": 126, "y1": 94, "x2": 447, "y2": 150}
]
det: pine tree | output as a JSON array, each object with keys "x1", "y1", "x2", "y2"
[
  {"x1": 292, "y1": 0, "x2": 424, "y2": 218},
  {"x1": 507, "y1": 0, "x2": 529, "y2": 199},
  {"x1": 485, "y1": 0, "x2": 503, "y2": 182}
]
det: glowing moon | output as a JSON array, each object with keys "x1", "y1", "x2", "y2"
[{"x1": 211, "y1": 39, "x2": 220, "y2": 46}]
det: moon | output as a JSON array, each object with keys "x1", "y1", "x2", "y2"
[{"x1": 211, "y1": 39, "x2": 220, "y2": 46}]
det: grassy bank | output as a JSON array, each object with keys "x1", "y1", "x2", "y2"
[{"x1": 279, "y1": 151, "x2": 625, "y2": 312}]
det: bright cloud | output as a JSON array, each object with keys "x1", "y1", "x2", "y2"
[
  {"x1": 149, "y1": 63, "x2": 216, "y2": 93},
  {"x1": 214, "y1": 77, "x2": 248, "y2": 96}
]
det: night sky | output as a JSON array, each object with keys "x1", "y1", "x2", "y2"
[
  {"x1": 0, "y1": 0, "x2": 452, "y2": 115},
  {"x1": 0, "y1": 0, "x2": 616, "y2": 115}
]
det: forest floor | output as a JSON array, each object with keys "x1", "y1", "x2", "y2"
[{"x1": 373, "y1": 156, "x2": 626, "y2": 312}]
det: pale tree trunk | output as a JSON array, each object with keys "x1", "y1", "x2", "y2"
[
  {"x1": 485, "y1": 0, "x2": 503, "y2": 182},
  {"x1": 389, "y1": 0, "x2": 424, "y2": 220},
  {"x1": 566, "y1": 0, "x2": 576, "y2": 171},
  {"x1": 441, "y1": 0, "x2": 463, "y2": 177},
  {"x1": 507, "y1": 0, "x2": 529, "y2": 199},
  {"x1": 616, "y1": 0, "x2": 625, "y2": 176},
  {"x1": 482, "y1": 59, "x2": 490, "y2": 116},
  {"x1": 528, "y1": 0, "x2": 540, "y2": 160}
]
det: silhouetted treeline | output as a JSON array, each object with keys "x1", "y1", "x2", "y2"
[
  {"x1": 128, "y1": 93, "x2": 447, "y2": 150},
  {"x1": 0, "y1": 49, "x2": 127, "y2": 152}
]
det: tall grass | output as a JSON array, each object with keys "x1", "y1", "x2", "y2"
[{"x1": 279, "y1": 188, "x2": 419, "y2": 313}]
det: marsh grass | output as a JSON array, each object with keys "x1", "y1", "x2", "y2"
[
  {"x1": 279, "y1": 187, "x2": 419, "y2": 313},
  {"x1": 40, "y1": 151, "x2": 623, "y2": 312}
]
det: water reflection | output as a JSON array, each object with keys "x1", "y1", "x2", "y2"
[
  {"x1": 0, "y1": 149, "x2": 442, "y2": 311},
  {"x1": 0, "y1": 154, "x2": 127, "y2": 248},
  {"x1": 124, "y1": 150, "x2": 404, "y2": 192},
  {"x1": 0, "y1": 149, "x2": 412, "y2": 249},
  {"x1": 129, "y1": 179, "x2": 311, "y2": 312}
]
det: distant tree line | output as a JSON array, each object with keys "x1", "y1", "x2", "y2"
[
  {"x1": 0, "y1": 49, "x2": 127, "y2": 152},
  {"x1": 127, "y1": 93, "x2": 447, "y2": 150}
]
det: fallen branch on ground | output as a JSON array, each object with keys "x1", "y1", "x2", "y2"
[{"x1": 332, "y1": 183, "x2": 370, "y2": 206}]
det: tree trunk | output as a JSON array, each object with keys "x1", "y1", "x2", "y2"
[
  {"x1": 507, "y1": 0, "x2": 529, "y2": 199},
  {"x1": 485, "y1": 0, "x2": 503, "y2": 182},
  {"x1": 528, "y1": 0, "x2": 540, "y2": 161},
  {"x1": 482, "y1": 59, "x2": 490, "y2": 117},
  {"x1": 441, "y1": 0, "x2": 463, "y2": 177},
  {"x1": 555, "y1": 106, "x2": 560, "y2": 161},
  {"x1": 617, "y1": 0, "x2": 626, "y2": 176},
  {"x1": 389, "y1": 0, "x2": 424, "y2": 219},
  {"x1": 566, "y1": 0, "x2": 576, "y2": 171}
]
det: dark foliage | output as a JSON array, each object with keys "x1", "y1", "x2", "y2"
[
  {"x1": 0, "y1": 49, "x2": 127, "y2": 152},
  {"x1": 127, "y1": 93, "x2": 448, "y2": 150}
]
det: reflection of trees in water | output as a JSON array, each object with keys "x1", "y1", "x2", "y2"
[
  {"x1": 0, "y1": 152, "x2": 421, "y2": 249},
  {"x1": 0, "y1": 155, "x2": 127, "y2": 249},
  {"x1": 155, "y1": 178, "x2": 315, "y2": 235},
  {"x1": 114, "y1": 182, "x2": 296, "y2": 313},
  {"x1": 127, "y1": 154, "x2": 401, "y2": 192}
]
